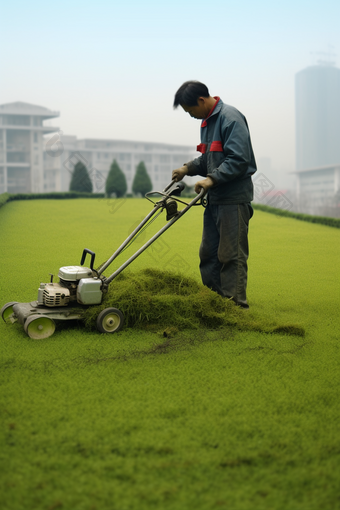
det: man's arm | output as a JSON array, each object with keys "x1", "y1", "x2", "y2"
[
  {"x1": 194, "y1": 176, "x2": 215, "y2": 194},
  {"x1": 172, "y1": 153, "x2": 207, "y2": 184},
  {"x1": 172, "y1": 165, "x2": 188, "y2": 182}
]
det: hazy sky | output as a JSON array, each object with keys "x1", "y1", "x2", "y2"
[{"x1": 1, "y1": 0, "x2": 339, "y2": 179}]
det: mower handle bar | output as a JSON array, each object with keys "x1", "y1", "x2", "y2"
[
  {"x1": 97, "y1": 180, "x2": 185, "y2": 276},
  {"x1": 103, "y1": 184, "x2": 206, "y2": 284}
]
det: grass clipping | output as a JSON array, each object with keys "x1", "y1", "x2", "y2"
[{"x1": 84, "y1": 268, "x2": 304, "y2": 336}]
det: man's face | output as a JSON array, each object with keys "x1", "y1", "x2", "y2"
[{"x1": 181, "y1": 98, "x2": 208, "y2": 119}]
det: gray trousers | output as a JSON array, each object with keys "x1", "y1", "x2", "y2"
[{"x1": 199, "y1": 203, "x2": 253, "y2": 308}]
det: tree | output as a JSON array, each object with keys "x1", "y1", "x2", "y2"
[
  {"x1": 132, "y1": 161, "x2": 152, "y2": 196},
  {"x1": 105, "y1": 160, "x2": 127, "y2": 197},
  {"x1": 69, "y1": 161, "x2": 93, "y2": 193}
]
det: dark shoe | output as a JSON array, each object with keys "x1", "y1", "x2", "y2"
[{"x1": 236, "y1": 302, "x2": 249, "y2": 310}]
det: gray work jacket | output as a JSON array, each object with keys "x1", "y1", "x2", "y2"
[{"x1": 185, "y1": 98, "x2": 257, "y2": 204}]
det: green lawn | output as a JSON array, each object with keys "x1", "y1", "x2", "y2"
[{"x1": 0, "y1": 198, "x2": 339, "y2": 510}]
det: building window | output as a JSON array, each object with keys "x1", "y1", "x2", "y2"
[
  {"x1": 4, "y1": 115, "x2": 30, "y2": 126},
  {"x1": 159, "y1": 155, "x2": 170, "y2": 163},
  {"x1": 34, "y1": 132, "x2": 38, "y2": 143},
  {"x1": 135, "y1": 154, "x2": 152, "y2": 163}
]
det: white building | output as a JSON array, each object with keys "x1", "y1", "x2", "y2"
[
  {"x1": 44, "y1": 133, "x2": 196, "y2": 193},
  {"x1": 0, "y1": 101, "x2": 196, "y2": 194},
  {"x1": 295, "y1": 163, "x2": 340, "y2": 208},
  {"x1": 0, "y1": 102, "x2": 59, "y2": 193}
]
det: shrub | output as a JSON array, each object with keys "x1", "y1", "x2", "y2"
[
  {"x1": 69, "y1": 162, "x2": 93, "y2": 193},
  {"x1": 132, "y1": 161, "x2": 152, "y2": 196},
  {"x1": 106, "y1": 160, "x2": 127, "y2": 197}
]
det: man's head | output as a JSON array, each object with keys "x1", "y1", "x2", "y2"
[{"x1": 173, "y1": 81, "x2": 216, "y2": 120}]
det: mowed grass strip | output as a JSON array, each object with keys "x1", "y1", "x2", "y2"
[
  {"x1": 84, "y1": 268, "x2": 305, "y2": 336},
  {"x1": 0, "y1": 198, "x2": 340, "y2": 510}
]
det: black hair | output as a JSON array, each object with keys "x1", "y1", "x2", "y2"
[{"x1": 173, "y1": 81, "x2": 210, "y2": 108}]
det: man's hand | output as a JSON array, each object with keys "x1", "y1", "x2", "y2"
[
  {"x1": 194, "y1": 176, "x2": 214, "y2": 194},
  {"x1": 172, "y1": 165, "x2": 188, "y2": 182}
]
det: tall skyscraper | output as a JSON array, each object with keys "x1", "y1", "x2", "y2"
[{"x1": 295, "y1": 63, "x2": 340, "y2": 170}]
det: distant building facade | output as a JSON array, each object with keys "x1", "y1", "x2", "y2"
[
  {"x1": 295, "y1": 163, "x2": 340, "y2": 215},
  {"x1": 0, "y1": 101, "x2": 196, "y2": 194},
  {"x1": 0, "y1": 102, "x2": 59, "y2": 193},
  {"x1": 44, "y1": 134, "x2": 196, "y2": 194},
  {"x1": 295, "y1": 63, "x2": 340, "y2": 215},
  {"x1": 295, "y1": 63, "x2": 340, "y2": 171}
]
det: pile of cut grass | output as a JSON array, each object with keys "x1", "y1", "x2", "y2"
[{"x1": 84, "y1": 268, "x2": 305, "y2": 336}]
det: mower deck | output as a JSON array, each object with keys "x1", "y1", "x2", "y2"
[{"x1": 11, "y1": 301, "x2": 87, "y2": 325}]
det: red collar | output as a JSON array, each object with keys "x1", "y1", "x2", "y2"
[{"x1": 201, "y1": 97, "x2": 220, "y2": 127}]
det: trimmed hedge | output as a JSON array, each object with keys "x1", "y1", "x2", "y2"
[
  {"x1": 0, "y1": 191, "x2": 105, "y2": 209},
  {"x1": 253, "y1": 203, "x2": 340, "y2": 228},
  {"x1": 1, "y1": 192, "x2": 339, "y2": 228},
  {"x1": 0, "y1": 193, "x2": 10, "y2": 209}
]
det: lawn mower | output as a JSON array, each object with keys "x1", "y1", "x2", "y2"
[{"x1": 1, "y1": 181, "x2": 206, "y2": 339}]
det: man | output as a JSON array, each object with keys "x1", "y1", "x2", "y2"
[{"x1": 172, "y1": 81, "x2": 256, "y2": 308}]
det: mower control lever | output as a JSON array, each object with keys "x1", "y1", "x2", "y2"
[
  {"x1": 80, "y1": 249, "x2": 96, "y2": 270},
  {"x1": 166, "y1": 181, "x2": 185, "y2": 197}
]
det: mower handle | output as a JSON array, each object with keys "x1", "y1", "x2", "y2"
[
  {"x1": 163, "y1": 180, "x2": 176, "y2": 192},
  {"x1": 144, "y1": 180, "x2": 185, "y2": 202},
  {"x1": 98, "y1": 182, "x2": 206, "y2": 280},
  {"x1": 105, "y1": 186, "x2": 206, "y2": 285},
  {"x1": 167, "y1": 181, "x2": 185, "y2": 196}
]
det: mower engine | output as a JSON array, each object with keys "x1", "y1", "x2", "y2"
[{"x1": 37, "y1": 265, "x2": 103, "y2": 307}]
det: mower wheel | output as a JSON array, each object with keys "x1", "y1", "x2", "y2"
[
  {"x1": 1, "y1": 301, "x2": 19, "y2": 322},
  {"x1": 24, "y1": 315, "x2": 56, "y2": 340},
  {"x1": 96, "y1": 308, "x2": 124, "y2": 334}
]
